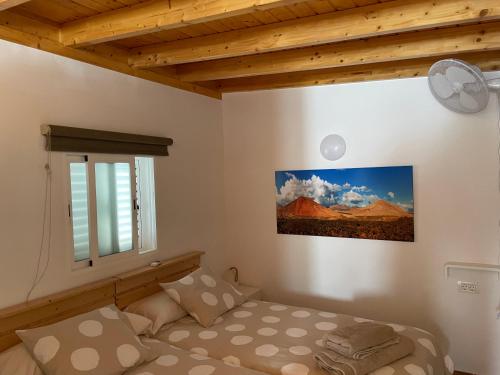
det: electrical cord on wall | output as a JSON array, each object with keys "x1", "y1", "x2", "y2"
[
  {"x1": 497, "y1": 93, "x2": 500, "y2": 320},
  {"x1": 497, "y1": 92, "x2": 500, "y2": 266},
  {"x1": 26, "y1": 132, "x2": 52, "y2": 302}
]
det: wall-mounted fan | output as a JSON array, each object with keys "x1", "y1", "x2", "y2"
[{"x1": 428, "y1": 59, "x2": 500, "y2": 114}]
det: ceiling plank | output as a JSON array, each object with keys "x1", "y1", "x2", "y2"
[
  {"x1": 0, "y1": 10, "x2": 221, "y2": 99},
  {"x1": 216, "y1": 51, "x2": 500, "y2": 92},
  {"x1": 61, "y1": 0, "x2": 307, "y2": 47},
  {"x1": 0, "y1": 0, "x2": 30, "y2": 11},
  {"x1": 176, "y1": 22, "x2": 500, "y2": 81},
  {"x1": 129, "y1": 0, "x2": 500, "y2": 68}
]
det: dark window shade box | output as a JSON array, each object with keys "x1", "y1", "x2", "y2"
[{"x1": 41, "y1": 125, "x2": 173, "y2": 156}]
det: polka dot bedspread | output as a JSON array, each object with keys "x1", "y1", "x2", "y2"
[
  {"x1": 126, "y1": 338, "x2": 268, "y2": 375},
  {"x1": 154, "y1": 300, "x2": 453, "y2": 375}
]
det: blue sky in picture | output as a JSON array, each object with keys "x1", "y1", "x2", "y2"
[{"x1": 275, "y1": 166, "x2": 414, "y2": 212}]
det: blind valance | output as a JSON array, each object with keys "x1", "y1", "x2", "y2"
[{"x1": 41, "y1": 125, "x2": 173, "y2": 156}]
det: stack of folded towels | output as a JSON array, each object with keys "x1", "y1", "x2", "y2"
[{"x1": 314, "y1": 322, "x2": 415, "y2": 375}]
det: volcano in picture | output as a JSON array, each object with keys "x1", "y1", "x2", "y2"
[{"x1": 275, "y1": 166, "x2": 414, "y2": 242}]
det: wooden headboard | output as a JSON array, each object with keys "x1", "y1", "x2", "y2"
[{"x1": 0, "y1": 251, "x2": 203, "y2": 352}]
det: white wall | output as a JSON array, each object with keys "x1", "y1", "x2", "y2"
[
  {"x1": 222, "y1": 78, "x2": 500, "y2": 375},
  {"x1": 0, "y1": 40, "x2": 224, "y2": 308},
  {"x1": 2, "y1": 35, "x2": 500, "y2": 374}
]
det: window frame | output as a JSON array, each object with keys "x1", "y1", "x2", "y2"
[
  {"x1": 65, "y1": 153, "x2": 155, "y2": 270},
  {"x1": 135, "y1": 156, "x2": 158, "y2": 254}
]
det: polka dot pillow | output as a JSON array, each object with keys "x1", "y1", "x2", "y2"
[
  {"x1": 160, "y1": 268, "x2": 247, "y2": 328},
  {"x1": 16, "y1": 305, "x2": 152, "y2": 375}
]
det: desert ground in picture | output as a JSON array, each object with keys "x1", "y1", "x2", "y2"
[{"x1": 275, "y1": 167, "x2": 414, "y2": 242}]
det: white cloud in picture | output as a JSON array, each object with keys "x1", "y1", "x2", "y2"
[{"x1": 276, "y1": 173, "x2": 342, "y2": 207}]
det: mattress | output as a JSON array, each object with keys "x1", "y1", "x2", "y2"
[
  {"x1": 126, "y1": 337, "x2": 268, "y2": 375},
  {"x1": 155, "y1": 299, "x2": 451, "y2": 375}
]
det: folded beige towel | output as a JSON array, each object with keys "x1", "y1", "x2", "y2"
[
  {"x1": 325, "y1": 337, "x2": 400, "y2": 360},
  {"x1": 315, "y1": 334, "x2": 415, "y2": 375},
  {"x1": 323, "y1": 322, "x2": 398, "y2": 359}
]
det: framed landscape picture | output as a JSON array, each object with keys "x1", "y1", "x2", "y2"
[{"x1": 275, "y1": 166, "x2": 414, "y2": 242}]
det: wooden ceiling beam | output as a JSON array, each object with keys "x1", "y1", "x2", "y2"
[
  {"x1": 60, "y1": 0, "x2": 306, "y2": 48},
  {"x1": 0, "y1": 10, "x2": 221, "y2": 99},
  {"x1": 130, "y1": 0, "x2": 500, "y2": 68},
  {"x1": 215, "y1": 51, "x2": 500, "y2": 92},
  {"x1": 0, "y1": 0, "x2": 30, "y2": 11},
  {"x1": 176, "y1": 22, "x2": 500, "y2": 82}
]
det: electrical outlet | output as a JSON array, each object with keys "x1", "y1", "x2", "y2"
[{"x1": 457, "y1": 281, "x2": 480, "y2": 294}]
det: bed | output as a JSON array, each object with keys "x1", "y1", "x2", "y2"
[
  {"x1": 0, "y1": 251, "x2": 452, "y2": 375},
  {"x1": 154, "y1": 299, "x2": 449, "y2": 375}
]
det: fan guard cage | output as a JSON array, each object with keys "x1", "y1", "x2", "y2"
[{"x1": 428, "y1": 59, "x2": 490, "y2": 114}]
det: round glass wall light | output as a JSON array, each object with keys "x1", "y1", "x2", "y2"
[{"x1": 320, "y1": 134, "x2": 346, "y2": 161}]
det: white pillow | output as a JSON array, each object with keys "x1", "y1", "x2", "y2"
[
  {"x1": 125, "y1": 291, "x2": 186, "y2": 334},
  {"x1": 0, "y1": 344, "x2": 42, "y2": 375}
]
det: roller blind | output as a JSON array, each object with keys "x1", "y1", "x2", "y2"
[
  {"x1": 69, "y1": 161, "x2": 90, "y2": 262},
  {"x1": 95, "y1": 162, "x2": 134, "y2": 256},
  {"x1": 41, "y1": 125, "x2": 173, "y2": 156}
]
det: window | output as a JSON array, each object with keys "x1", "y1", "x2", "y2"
[{"x1": 67, "y1": 155, "x2": 157, "y2": 268}]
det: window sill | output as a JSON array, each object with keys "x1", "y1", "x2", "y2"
[{"x1": 139, "y1": 247, "x2": 158, "y2": 255}]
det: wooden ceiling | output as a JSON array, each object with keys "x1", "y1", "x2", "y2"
[{"x1": 0, "y1": 0, "x2": 499, "y2": 99}]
